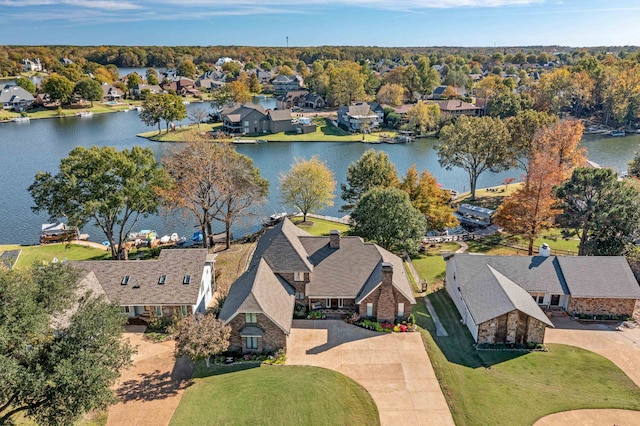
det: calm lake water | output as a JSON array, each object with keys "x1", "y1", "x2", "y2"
[{"x1": 1, "y1": 104, "x2": 638, "y2": 245}]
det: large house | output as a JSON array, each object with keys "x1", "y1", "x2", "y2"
[
  {"x1": 132, "y1": 84, "x2": 163, "y2": 98},
  {"x1": 337, "y1": 102, "x2": 383, "y2": 133},
  {"x1": 101, "y1": 83, "x2": 123, "y2": 101},
  {"x1": 434, "y1": 100, "x2": 481, "y2": 117},
  {"x1": 22, "y1": 58, "x2": 43, "y2": 72},
  {"x1": 219, "y1": 218, "x2": 416, "y2": 353},
  {"x1": 276, "y1": 90, "x2": 325, "y2": 110},
  {"x1": 445, "y1": 252, "x2": 640, "y2": 345},
  {"x1": 220, "y1": 103, "x2": 295, "y2": 134},
  {"x1": 73, "y1": 249, "x2": 215, "y2": 320},
  {"x1": 271, "y1": 74, "x2": 304, "y2": 94},
  {"x1": 0, "y1": 84, "x2": 35, "y2": 111}
]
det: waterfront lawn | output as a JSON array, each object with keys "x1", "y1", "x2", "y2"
[
  {"x1": 414, "y1": 290, "x2": 640, "y2": 426},
  {"x1": 244, "y1": 118, "x2": 397, "y2": 142},
  {"x1": 293, "y1": 217, "x2": 350, "y2": 236},
  {"x1": 466, "y1": 229, "x2": 578, "y2": 256},
  {"x1": 137, "y1": 123, "x2": 218, "y2": 142},
  {"x1": 455, "y1": 182, "x2": 523, "y2": 210},
  {"x1": 0, "y1": 243, "x2": 109, "y2": 269},
  {"x1": 411, "y1": 253, "x2": 447, "y2": 287},
  {"x1": 169, "y1": 364, "x2": 379, "y2": 426}
]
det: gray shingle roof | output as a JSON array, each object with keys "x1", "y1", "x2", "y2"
[
  {"x1": 557, "y1": 256, "x2": 640, "y2": 298},
  {"x1": 239, "y1": 325, "x2": 265, "y2": 337},
  {"x1": 251, "y1": 219, "x2": 313, "y2": 273},
  {"x1": 268, "y1": 109, "x2": 293, "y2": 122},
  {"x1": 0, "y1": 84, "x2": 34, "y2": 103},
  {"x1": 219, "y1": 258, "x2": 295, "y2": 333},
  {"x1": 72, "y1": 249, "x2": 209, "y2": 306}
]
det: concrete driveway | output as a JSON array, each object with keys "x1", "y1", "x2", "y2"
[
  {"x1": 286, "y1": 320, "x2": 454, "y2": 426},
  {"x1": 546, "y1": 316, "x2": 640, "y2": 387},
  {"x1": 107, "y1": 326, "x2": 194, "y2": 426}
]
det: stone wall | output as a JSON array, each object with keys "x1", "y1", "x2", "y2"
[
  {"x1": 477, "y1": 310, "x2": 548, "y2": 344},
  {"x1": 568, "y1": 297, "x2": 638, "y2": 317},
  {"x1": 477, "y1": 314, "x2": 504, "y2": 344},
  {"x1": 526, "y1": 317, "x2": 547, "y2": 343},
  {"x1": 227, "y1": 313, "x2": 287, "y2": 353}
]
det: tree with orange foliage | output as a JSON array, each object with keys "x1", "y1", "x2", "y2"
[
  {"x1": 535, "y1": 120, "x2": 586, "y2": 179},
  {"x1": 494, "y1": 150, "x2": 563, "y2": 255}
]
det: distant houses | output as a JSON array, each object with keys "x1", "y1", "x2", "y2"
[
  {"x1": 337, "y1": 102, "x2": 384, "y2": 133},
  {"x1": 101, "y1": 83, "x2": 123, "y2": 102},
  {"x1": 22, "y1": 58, "x2": 43, "y2": 72},
  {"x1": 276, "y1": 90, "x2": 325, "y2": 110},
  {"x1": 1, "y1": 84, "x2": 35, "y2": 111},
  {"x1": 271, "y1": 75, "x2": 304, "y2": 94}
]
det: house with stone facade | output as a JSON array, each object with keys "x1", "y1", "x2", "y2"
[
  {"x1": 445, "y1": 253, "x2": 640, "y2": 345},
  {"x1": 219, "y1": 218, "x2": 415, "y2": 353},
  {"x1": 72, "y1": 249, "x2": 215, "y2": 321}
]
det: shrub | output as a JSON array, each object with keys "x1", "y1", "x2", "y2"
[
  {"x1": 307, "y1": 310, "x2": 325, "y2": 320},
  {"x1": 408, "y1": 313, "x2": 416, "y2": 325}
]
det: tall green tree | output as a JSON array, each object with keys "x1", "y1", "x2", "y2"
[
  {"x1": 280, "y1": 156, "x2": 336, "y2": 223},
  {"x1": 628, "y1": 149, "x2": 640, "y2": 178},
  {"x1": 177, "y1": 60, "x2": 196, "y2": 78},
  {"x1": 329, "y1": 64, "x2": 367, "y2": 106},
  {"x1": 74, "y1": 78, "x2": 103, "y2": 107},
  {"x1": 139, "y1": 93, "x2": 164, "y2": 133},
  {"x1": 350, "y1": 187, "x2": 426, "y2": 255},
  {"x1": 126, "y1": 73, "x2": 142, "y2": 90},
  {"x1": 404, "y1": 102, "x2": 440, "y2": 135},
  {"x1": 15, "y1": 76, "x2": 36, "y2": 95},
  {"x1": 555, "y1": 167, "x2": 640, "y2": 256},
  {"x1": 160, "y1": 93, "x2": 187, "y2": 133},
  {"x1": 42, "y1": 73, "x2": 74, "y2": 104},
  {"x1": 0, "y1": 263, "x2": 134, "y2": 425},
  {"x1": 146, "y1": 67, "x2": 159, "y2": 85},
  {"x1": 249, "y1": 73, "x2": 262, "y2": 94},
  {"x1": 505, "y1": 110, "x2": 558, "y2": 175},
  {"x1": 29, "y1": 146, "x2": 168, "y2": 259},
  {"x1": 340, "y1": 149, "x2": 399, "y2": 212},
  {"x1": 437, "y1": 115, "x2": 514, "y2": 201}
]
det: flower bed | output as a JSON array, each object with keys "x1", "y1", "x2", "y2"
[
  {"x1": 307, "y1": 310, "x2": 326, "y2": 320},
  {"x1": 344, "y1": 312, "x2": 417, "y2": 332},
  {"x1": 573, "y1": 313, "x2": 632, "y2": 322}
]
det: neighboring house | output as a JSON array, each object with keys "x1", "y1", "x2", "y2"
[
  {"x1": 434, "y1": 100, "x2": 481, "y2": 117},
  {"x1": 196, "y1": 78, "x2": 225, "y2": 92},
  {"x1": 220, "y1": 103, "x2": 295, "y2": 134},
  {"x1": 276, "y1": 90, "x2": 325, "y2": 110},
  {"x1": 72, "y1": 249, "x2": 215, "y2": 320},
  {"x1": 267, "y1": 109, "x2": 295, "y2": 133},
  {"x1": 271, "y1": 74, "x2": 304, "y2": 94},
  {"x1": 219, "y1": 218, "x2": 416, "y2": 353},
  {"x1": 101, "y1": 83, "x2": 123, "y2": 101},
  {"x1": 445, "y1": 252, "x2": 640, "y2": 345},
  {"x1": 337, "y1": 102, "x2": 382, "y2": 132},
  {"x1": 160, "y1": 78, "x2": 195, "y2": 94},
  {"x1": 132, "y1": 84, "x2": 163, "y2": 98},
  {"x1": 60, "y1": 57, "x2": 74, "y2": 66},
  {"x1": 22, "y1": 58, "x2": 43, "y2": 72},
  {"x1": 256, "y1": 69, "x2": 274, "y2": 84},
  {"x1": 0, "y1": 84, "x2": 35, "y2": 111}
]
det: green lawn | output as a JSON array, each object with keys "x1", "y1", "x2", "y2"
[
  {"x1": 466, "y1": 229, "x2": 579, "y2": 256},
  {"x1": 455, "y1": 183, "x2": 523, "y2": 210},
  {"x1": 0, "y1": 243, "x2": 109, "y2": 269},
  {"x1": 293, "y1": 217, "x2": 350, "y2": 236},
  {"x1": 169, "y1": 364, "x2": 379, "y2": 426},
  {"x1": 137, "y1": 123, "x2": 218, "y2": 142},
  {"x1": 414, "y1": 290, "x2": 640, "y2": 426}
]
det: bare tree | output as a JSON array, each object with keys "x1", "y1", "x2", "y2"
[{"x1": 188, "y1": 107, "x2": 209, "y2": 129}]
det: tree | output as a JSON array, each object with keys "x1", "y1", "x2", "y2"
[
  {"x1": 399, "y1": 165, "x2": 457, "y2": 231},
  {"x1": 404, "y1": 102, "x2": 440, "y2": 135},
  {"x1": 437, "y1": 115, "x2": 514, "y2": 201},
  {"x1": 535, "y1": 120, "x2": 586, "y2": 178},
  {"x1": 146, "y1": 67, "x2": 159, "y2": 85},
  {"x1": 15, "y1": 76, "x2": 36, "y2": 95},
  {"x1": 177, "y1": 60, "x2": 196, "y2": 78},
  {"x1": 555, "y1": 168, "x2": 640, "y2": 256},
  {"x1": 329, "y1": 64, "x2": 367, "y2": 106},
  {"x1": 211, "y1": 81, "x2": 252, "y2": 106},
  {"x1": 0, "y1": 263, "x2": 134, "y2": 425},
  {"x1": 160, "y1": 93, "x2": 187, "y2": 133},
  {"x1": 416, "y1": 57, "x2": 440, "y2": 99},
  {"x1": 42, "y1": 73, "x2": 74, "y2": 104},
  {"x1": 340, "y1": 149, "x2": 399, "y2": 212},
  {"x1": 505, "y1": 109, "x2": 558, "y2": 177},
  {"x1": 350, "y1": 187, "x2": 426, "y2": 255},
  {"x1": 188, "y1": 106, "x2": 209, "y2": 129},
  {"x1": 280, "y1": 157, "x2": 336, "y2": 223},
  {"x1": 249, "y1": 72, "x2": 262, "y2": 94},
  {"x1": 29, "y1": 146, "x2": 168, "y2": 260},
  {"x1": 73, "y1": 78, "x2": 103, "y2": 107},
  {"x1": 139, "y1": 93, "x2": 164, "y2": 133},
  {"x1": 494, "y1": 150, "x2": 563, "y2": 255},
  {"x1": 376, "y1": 83, "x2": 405, "y2": 106},
  {"x1": 174, "y1": 313, "x2": 230, "y2": 368},
  {"x1": 628, "y1": 149, "x2": 640, "y2": 178}
]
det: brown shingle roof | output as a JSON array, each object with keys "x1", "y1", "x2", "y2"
[{"x1": 251, "y1": 219, "x2": 313, "y2": 273}]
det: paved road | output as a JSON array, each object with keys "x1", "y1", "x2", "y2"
[{"x1": 286, "y1": 320, "x2": 454, "y2": 426}]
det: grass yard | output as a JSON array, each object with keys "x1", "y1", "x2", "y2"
[
  {"x1": 455, "y1": 182, "x2": 523, "y2": 210},
  {"x1": 411, "y1": 254, "x2": 447, "y2": 287},
  {"x1": 212, "y1": 242, "x2": 256, "y2": 294},
  {"x1": 413, "y1": 290, "x2": 640, "y2": 426},
  {"x1": 293, "y1": 217, "x2": 350, "y2": 236},
  {"x1": 169, "y1": 364, "x2": 379, "y2": 426},
  {"x1": 137, "y1": 123, "x2": 218, "y2": 142},
  {"x1": 0, "y1": 243, "x2": 109, "y2": 269},
  {"x1": 466, "y1": 229, "x2": 579, "y2": 256}
]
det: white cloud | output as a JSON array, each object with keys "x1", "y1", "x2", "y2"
[{"x1": 1, "y1": 0, "x2": 140, "y2": 9}]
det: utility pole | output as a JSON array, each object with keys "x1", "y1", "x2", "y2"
[{"x1": 286, "y1": 36, "x2": 289, "y2": 48}]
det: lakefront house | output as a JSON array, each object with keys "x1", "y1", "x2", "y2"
[{"x1": 219, "y1": 218, "x2": 415, "y2": 353}]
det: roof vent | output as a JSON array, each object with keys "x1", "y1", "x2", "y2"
[
  {"x1": 183, "y1": 275, "x2": 191, "y2": 285},
  {"x1": 539, "y1": 243, "x2": 551, "y2": 257},
  {"x1": 121, "y1": 275, "x2": 130, "y2": 285},
  {"x1": 158, "y1": 275, "x2": 166, "y2": 285}
]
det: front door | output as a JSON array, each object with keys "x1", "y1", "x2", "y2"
[{"x1": 550, "y1": 295, "x2": 560, "y2": 306}]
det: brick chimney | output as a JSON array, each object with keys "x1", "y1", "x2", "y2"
[
  {"x1": 381, "y1": 262, "x2": 393, "y2": 285},
  {"x1": 329, "y1": 230, "x2": 340, "y2": 249}
]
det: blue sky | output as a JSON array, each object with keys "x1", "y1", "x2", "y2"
[{"x1": 1, "y1": 0, "x2": 639, "y2": 46}]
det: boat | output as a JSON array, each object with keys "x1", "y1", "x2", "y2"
[
  {"x1": 12, "y1": 117, "x2": 30, "y2": 123},
  {"x1": 170, "y1": 233, "x2": 179, "y2": 242},
  {"x1": 75, "y1": 111, "x2": 93, "y2": 118},
  {"x1": 182, "y1": 101, "x2": 190, "y2": 105},
  {"x1": 609, "y1": 130, "x2": 626, "y2": 137},
  {"x1": 40, "y1": 222, "x2": 79, "y2": 244},
  {"x1": 159, "y1": 235, "x2": 171, "y2": 244},
  {"x1": 233, "y1": 139, "x2": 257, "y2": 144},
  {"x1": 265, "y1": 211, "x2": 288, "y2": 226}
]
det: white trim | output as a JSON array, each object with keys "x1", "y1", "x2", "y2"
[
  {"x1": 245, "y1": 336, "x2": 258, "y2": 350},
  {"x1": 325, "y1": 298, "x2": 331, "y2": 308},
  {"x1": 366, "y1": 303, "x2": 373, "y2": 317},
  {"x1": 180, "y1": 305, "x2": 188, "y2": 316},
  {"x1": 338, "y1": 298, "x2": 344, "y2": 308},
  {"x1": 356, "y1": 282, "x2": 382, "y2": 304},
  {"x1": 224, "y1": 310, "x2": 291, "y2": 335},
  {"x1": 397, "y1": 302, "x2": 404, "y2": 317},
  {"x1": 155, "y1": 306, "x2": 163, "y2": 317}
]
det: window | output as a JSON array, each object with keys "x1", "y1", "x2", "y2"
[
  {"x1": 155, "y1": 306, "x2": 163, "y2": 317},
  {"x1": 245, "y1": 313, "x2": 257, "y2": 324},
  {"x1": 121, "y1": 275, "x2": 130, "y2": 285},
  {"x1": 244, "y1": 121, "x2": 249, "y2": 127},
  {"x1": 246, "y1": 336, "x2": 258, "y2": 350},
  {"x1": 295, "y1": 291, "x2": 305, "y2": 300},
  {"x1": 122, "y1": 306, "x2": 131, "y2": 315},
  {"x1": 397, "y1": 303, "x2": 405, "y2": 318},
  {"x1": 158, "y1": 275, "x2": 166, "y2": 285},
  {"x1": 183, "y1": 275, "x2": 191, "y2": 285},
  {"x1": 366, "y1": 303, "x2": 373, "y2": 317},
  {"x1": 325, "y1": 298, "x2": 331, "y2": 308},
  {"x1": 531, "y1": 292, "x2": 545, "y2": 304},
  {"x1": 338, "y1": 298, "x2": 344, "y2": 308},
  {"x1": 294, "y1": 272, "x2": 304, "y2": 282},
  {"x1": 180, "y1": 305, "x2": 189, "y2": 316}
]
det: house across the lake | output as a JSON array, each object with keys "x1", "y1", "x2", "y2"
[
  {"x1": 445, "y1": 252, "x2": 640, "y2": 345},
  {"x1": 73, "y1": 249, "x2": 215, "y2": 321},
  {"x1": 0, "y1": 84, "x2": 35, "y2": 111},
  {"x1": 219, "y1": 218, "x2": 415, "y2": 353}
]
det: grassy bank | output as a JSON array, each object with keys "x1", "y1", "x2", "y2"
[
  {"x1": 414, "y1": 290, "x2": 640, "y2": 426},
  {"x1": 137, "y1": 123, "x2": 218, "y2": 142},
  {"x1": 293, "y1": 217, "x2": 350, "y2": 236},
  {"x1": 0, "y1": 243, "x2": 109, "y2": 269},
  {"x1": 169, "y1": 364, "x2": 379, "y2": 426}
]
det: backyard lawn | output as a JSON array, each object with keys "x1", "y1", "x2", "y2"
[
  {"x1": 466, "y1": 229, "x2": 579, "y2": 256},
  {"x1": 413, "y1": 290, "x2": 640, "y2": 426},
  {"x1": 0, "y1": 243, "x2": 109, "y2": 269},
  {"x1": 137, "y1": 123, "x2": 218, "y2": 142},
  {"x1": 169, "y1": 364, "x2": 379, "y2": 426},
  {"x1": 293, "y1": 217, "x2": 350, "y2": 236}
]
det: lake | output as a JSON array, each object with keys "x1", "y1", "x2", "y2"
[{"x1": 1, "y1": 105, "x2": 638, "y2": 245}]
